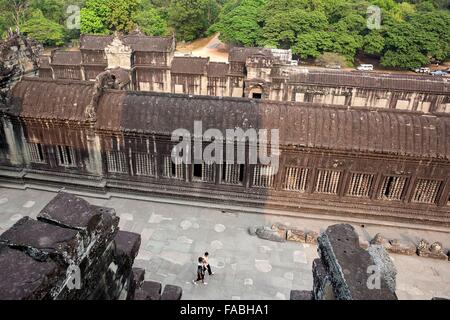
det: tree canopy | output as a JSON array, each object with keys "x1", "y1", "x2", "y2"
[{"x1": 0, "y1": 0, "x2": 448, "y2": 69}]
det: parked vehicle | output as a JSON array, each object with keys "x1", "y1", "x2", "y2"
[
  {"x1": 325, "y1": 64, "x2": 341, "y2": 69},
  {"x1": 356, "y1": 64, "x2": 374, "y2": 71},
  {"x1": 430, "y1": 70, "x2": 448, "y2": 76},
  {"x1": 414, "y1": 67, "x2": 431, "y2": 74}
]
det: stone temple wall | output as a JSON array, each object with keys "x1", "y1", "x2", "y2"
[{"x1": 0, "y1": 192, "x2": 181, "y2": 300}]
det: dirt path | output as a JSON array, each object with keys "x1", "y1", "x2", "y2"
[{"x1": 176, "y1": 33, "x2": 229, "y2": 62}]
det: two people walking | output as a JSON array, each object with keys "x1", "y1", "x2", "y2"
[{"x1": 193, "y1": 252, "x2": 214, "y2": 285}]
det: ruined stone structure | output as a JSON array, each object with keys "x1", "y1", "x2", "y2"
[
  {"x1": 0, "y1": 192, "x2": 182, "y2": 300},
  {"x1": 291, "y1": 224, "x2": 398, "y2": 300},
  {"x1": 0, "y1": 31, "x2": 41, "y2": 106},
  {"x1": 0, "y1": 75, "x2": 449, "y2": 226},
  {"x1": 37, "y1": 34, "x2": 450, "y2": 113}
]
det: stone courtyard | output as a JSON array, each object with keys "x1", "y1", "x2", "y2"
[{"x1": 0, "y1": 187, "x2": 449, "y2": 300}]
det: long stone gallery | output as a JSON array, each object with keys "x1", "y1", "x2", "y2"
[{"x1": 0, "y1": 31, "x2": 449, "y2": 301}]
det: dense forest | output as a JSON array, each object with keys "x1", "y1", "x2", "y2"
[{"x1": 0, "y1": 0, "x2": 449, "y2": 69}]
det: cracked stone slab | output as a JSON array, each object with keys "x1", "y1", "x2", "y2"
[
  {"x1": 37, "y1": 192, "x2": 102, "y2": 233},
  {"x1": 0, "y1": 216, "x2": 81, "y2": 264},
  {"x1": 0, "y1": 244, "x2": 64, "y2": 300}
]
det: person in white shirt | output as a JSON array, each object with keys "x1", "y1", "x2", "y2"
[
  {"x1": 202, "y1": 252, "x2": 214, "y2": 276},
  {"x1": 193, "y1": 257, "x2": 207, "y2": 285}
]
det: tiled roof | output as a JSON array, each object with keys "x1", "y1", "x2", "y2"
[
  {"x1": 171, "y1": 57, "x2": 209, "y2": 75},
  {"x1": 80, "y1": 35, "x2": 114, "y2": 51},
  {"x1": 207, "y1": 62, "x2": 229, "y2": 77},
  {"x1": 6, "y1": 78, "x2": 450, "y2": 160},
  {"x1": 51, "y1": 50, "x2": 82, "y2": 66},
  {"x1": 122, "y1": 35, "x2": 173, "y2": 52}
]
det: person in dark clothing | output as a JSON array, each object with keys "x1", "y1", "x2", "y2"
[
  {"x1": 203, "y1": 252, "x2": 214, "y2": 276},
  {"x1": 193, "y1": 257, "x2": 207, "y2": 285}
]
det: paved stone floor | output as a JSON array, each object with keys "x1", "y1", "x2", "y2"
[{"x1": 0, "y1": 187, "x2": 449, "y2": 300}]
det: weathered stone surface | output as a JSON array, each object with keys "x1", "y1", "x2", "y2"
[
  {"x1": 255, "y1": 226, "x2": 286, "y2": 242},
  {"x1": 38, "y1": 192, "x2": 103, "y2": 233},
  {"x1": 132, "y1": 268, "x2": 145, "y2": 287},
  {"x1": 368, "y1": 245, "x2": 397, "y2": 294},
  {"x1": 114, "y1": 230, "x2": 141, "y2": 262},
  {"x1": 161, "y1": 284, "x2": 182, "y2": 300},
  {"x1": 141, "y1": 281, "x2": 162, "y2": 300},
  {"x1": 359, "y1": 239, "x2": 369, "y2": 249},
  {"x1": 287, "y1": 229, "x2": 306, "y2": 243},
  {"x1": 0, "y1": 192, "x2": 141, "y2": 300},
  {"x1": 290, "y1": 290, "x2": 313, "y2": 300},
  {"x1": 127, "y1": 267, "x2": 145, "y2": 300},
  {"x1": 305, "y1": 231, "x2": 319, "y2": 244},
  {"x1": 248, "y1": 226, "x2": 258, "y2": 236},
  {"x1": 370, "y1": 233, "x2": 386, "y2": 246},
  {"x1": 133, "y1": 288, "x2": 151, "y2": 300},
  {"x1": 312, "y1": 258, "x2": 333, "y2": 300},
  {"x1": 0, "y1": 244, "x2": 64, "y2": 300},
  {"x1": 417, "y1": 240, "x2": 448, "y2": 260},
  {"x1": 387, "y1": 239, "x2": 416, "y2": 256},
  {"x1": 315, "y1": 224, "x2": 397, "y2": 300},
  {"x1": 0, "y1": 32, "x2": 41, "y2": 106},
  {"x1": 0, "y1": 217, "x2": 80, "y2": 264}
]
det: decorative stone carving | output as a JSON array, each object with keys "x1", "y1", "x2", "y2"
[
  {"x1": 105, "y1": 36, "x2": 133, "y2": 70},
  {"x1": 369, "y1": 234, "x2": 415, "y2": 255},
  {"x1": 305, "y1": 231, "x2": 319, "y2": 244},
  {"x1": 417, "y1": 240, "x2": 448, "y2": 260},
  {"x1": 287, "y1": 229, "x2": 306, "y2": 243}
]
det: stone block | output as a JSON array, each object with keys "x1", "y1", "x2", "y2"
[
  {"x1": 255, "y1": 226, "x2": 286, "y2": 242},
  {"x1": 141, "y1": 281, "x2": 162, "y2": 300},
  {"x1": 386, "y1": 239, "x2": 415, "y2": 256},
  {"x1": 287, "y1": 229, "x2": 306, "y2": 243},
  {"x1": 161, "y1": 284, "x2": 182, "y2": 300},
  {"x1": 305, "y1": 231, "x2": 318, "y2": 244},
  {"x1": 368, "y1": 245, "x2": 397, "y2": 293},
  {"x1": 133, "y1": 288, "x2": 151, "y2": 300},
  {"x1": 0, "y1": 244, "x2": 64, "y2": 300},
  {"x1": 290, "y1": 290, "x2": 313, "y2": 300},
  {"x1": 417, "y1": 240, "x2": 448, "y2": 260},
  {"x1": 37, "y1": 192, "x2": 102, "y2": 233},
  {"x1": 316, "y1": 224, "x2": 397, "y2": 300},
  {"x1": 0, "y1": 217, "x2": 80, "y2": 264},
  {"x1": 248, "y1": 226, "x2": 258, "y2": 236}
]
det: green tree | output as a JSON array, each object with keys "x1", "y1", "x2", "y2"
[
  {"x1": 21, "y1": 9, "x2": 65, "y2": 46},
  {"x1": 261, "y1": 9, "x2": 328, "y2": 48},
  {"x1": 363, "y1": 31, "x2": 385, "y2": 55},
  {"x1": 212, "y1": 0, "x2": 266, "y2": 46},
  {"x1": 133, "y1": 5, "x2": 169, "y2": 36},
  {"x1": 80, "y1": 0, "x2": 110, "y2": 34},
  {"x1": 80, "y1": 0, "x2": 140, "y2": 34},
  {"x1": 168, "y1": 0, "x2": 219, "y2": 41}
]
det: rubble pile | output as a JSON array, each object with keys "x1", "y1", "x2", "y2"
[
  {"x1": 0, "y1": 192, "x2": 181, "y2": 300},
  {"x1": 249, "y1": 223, "x2": 318, "y2": 244}
]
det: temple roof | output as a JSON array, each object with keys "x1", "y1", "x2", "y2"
[
  {"x1": 122, "y1": 35, "x2": 173, "y2": 52},
  {"x1": 80, "y1": 35, "x2": 114, "y2": 51},
  {"x1": 229, "y1": 47, "x2": 274, "y2": 62},
  {"x1": 207, "y1": 62, "x2": 229, "y2": 77},
  {"x1": 51, "y1": 50, "x2": 82, "y2": 66},
  {"x1": 271, "y1": 68, "x2": 450, "y2": 93},
  {"x1": 5, "y1": 78, "x2": 450, "y2": 160},
  {"x1": 171, "y1": 57, "x2": 209, "y2": 75},
  {"x1": 7, "y1": 78, "x2": 94, "y2": 121}
]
